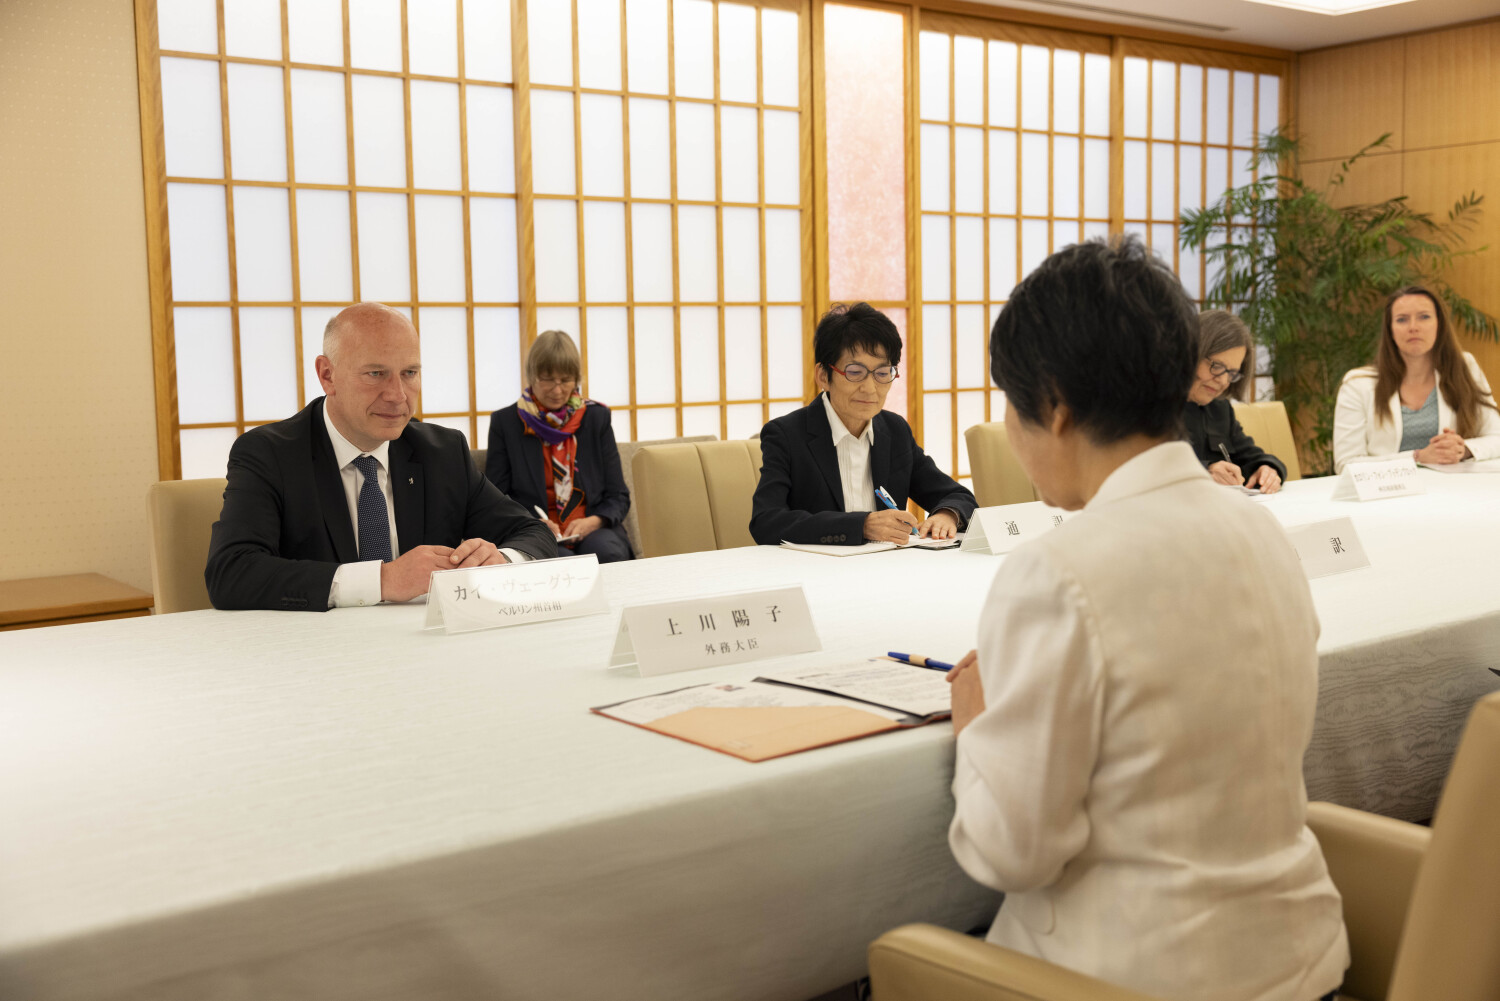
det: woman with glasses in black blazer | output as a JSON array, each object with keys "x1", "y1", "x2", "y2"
[
  {"x1": 1182, "y1": 310, "x2": 1287, "y2": 494},
  {"x1": 749, "y1": 302, "x2": 976, "y2": 546}
]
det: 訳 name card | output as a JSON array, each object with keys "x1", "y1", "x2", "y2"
[
  {"x1": 609, "y1": 585, "x2": 820, "y2": 677},
  {"x1": 1330, "y1": 455, "x2": 1425, "y2": 502},
  {"x1": 1284, "y1": 517, "x2": 1371, "y2": 579},
  {"x1": 423, "y1": 554, "x2": 609, "y2": 634},
  {"x1": 960, "y1": 501, "x2": 1073, "y2": 555}
]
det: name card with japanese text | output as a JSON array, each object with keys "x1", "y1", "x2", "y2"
[
  {"x1": 1330, "y1": 455, "x2": 1424, "y2": 502},
  {"x1": 960, "y1": 501, "x2": 1072, "y2": 555},
  {"x1": 423, "y1": 554, "x2": 609, "y2": 634},
  {"x1": 610, "y1": 586, "x2": 820, "y2": 677},
  {"x1": 1284, "y1": 517, "x2": 1371, "y2": 579}
]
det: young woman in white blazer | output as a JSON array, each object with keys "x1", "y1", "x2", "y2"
[
  {"x1": 1332, "y1": 286, "x2": 1500, "y2": 473},
  {"x1": 945, "y1": 237, "x2": 1348, "y2": 1001}
]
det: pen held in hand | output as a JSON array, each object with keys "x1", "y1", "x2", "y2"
[
  {"x1": 886, "y1": 651, "x2": 955, "y2": 672},
  {"x1": 874, "y1": 486, "x2": 919, "y2": 536},
  {"x1": 532, "y1": 505, "x2": 565, "y2": 541},
  {"x1": 1218, "y1": 443, "x2": 1232, "y2": 464}
]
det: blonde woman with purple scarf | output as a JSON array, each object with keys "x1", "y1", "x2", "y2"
[{"x1": 485, "y1": 331, "x2": 634, "y2": 562}]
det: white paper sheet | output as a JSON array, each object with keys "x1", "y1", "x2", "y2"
[
  {"x1": 906, "y1": 535, "x2": 963, "y2": 549},
  {"x1": 1420, "y1": 460, "x2": 1500, "y2": 475},
  {"x1": 757, "y1": 658, "x2": 954, "y2": 718},
  {"x1": 779, "y1": 540, "x2": 897, "y2": 556},
  {"x1": 779, "y1": 535, "x2": 961, "y2": 557},
  {"x1": 595, "y1": 680, "x2": 909, "y2": 725}
]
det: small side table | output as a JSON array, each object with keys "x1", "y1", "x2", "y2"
[{"x1": 0, "y1": 573, "x2": 155, "y2": 631}]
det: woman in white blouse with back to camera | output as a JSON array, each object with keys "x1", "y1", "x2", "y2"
[
  {"x1": 1332, "y1": 285, "x2": 1500, "y2": 473},
  {"x1": 943, "y1": 236, "x2": 1348, "y2": 1001}
]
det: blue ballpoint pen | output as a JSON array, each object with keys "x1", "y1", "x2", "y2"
[
  {"x1": 874, "y1": 486, "x2": 918, "y2": 535},
  {"x1": 887, "y1": 651, "x2": 955, "y2": 672}
]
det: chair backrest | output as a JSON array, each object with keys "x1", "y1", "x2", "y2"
[
  {"x1": 632, "y1": 440, "x2": 763, "y2": 557},
  {"x1": 617, "y1": 434, "x2": 715, "y2": 556},
  {"x1": 1231, "y1": 400, "x2": 1301, "y2": 480},
  {"x1": 146, "y1": 478, "x2": 227, "y2": 614},
  {"x1": 1388, "y1": 691, "x2": 1500, "y2": 1001},
  {"x1": 471, "y1": 447, "x2": 487, "y2": 474},
  {"x1": 964, "y1": 422, "x2": 1038, "y2": 507}
]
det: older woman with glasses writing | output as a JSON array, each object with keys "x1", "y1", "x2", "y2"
[
  {"x1": 749, "y1": 302, "x2": 976, "y2": 546},
  {"x1": 485, "y1": 330, "x2": 634, "y2": 562},
  {"x1": 1182, "y1": 310, "x2": 1286, "y2": 493}
]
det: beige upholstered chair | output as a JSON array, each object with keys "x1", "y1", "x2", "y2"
[
  {"x1": 869, "y1": 925, "x2": 1155, "y2": 1001},
  {"x1": 475, "y1": 436, "x2": 713, "y2": 558},
  {"x1": 963, "y1": 422, "x2": 1038, "y2": 507},
  {"x1": 617, "y1": 434, "x2": 715, "y2": 557},
  {"x1": 146, "y1": 478, "x2": 227, "y2": 614},
  {"x1": 869, "y1": 690, "x2": 1500, "y2": 1001},
  {"x1": 631, "y1": 440, "x2": 762, "y2": 557},
  {"x1": 1313, "y1": 690, "x2": 1500, "y2": 1001},
  {"x1": 1231, "y1": 399, "x2": 1302, "y2": 480}
]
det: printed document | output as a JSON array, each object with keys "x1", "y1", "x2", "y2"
[
  {"x1": 597, "y1": 681, "x2": 909, "y2": 725},
  {"x1": 757, "y1": 658, "x2": 953, "y2": 718}
]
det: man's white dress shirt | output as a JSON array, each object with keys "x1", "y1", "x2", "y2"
[
  {"x1": 950, "y1": 442, "x2": 1348, "y2": 1001},
  {"x1": 821, "y1": 392, "x2": 877, "y2": 514},
  {"x1": 323, "y1": 409, "x2": 527, "y2": 608},
  {"x1": 325, "y1": 409, "x2": 399, "y2": 608}
]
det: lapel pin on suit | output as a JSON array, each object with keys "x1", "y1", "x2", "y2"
[{"x1": 408, "y1": 477, "x2": 414, "y2": 485}]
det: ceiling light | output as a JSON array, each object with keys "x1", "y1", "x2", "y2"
[{"x1": 1239, "y1": 0, "x2": 1417, "y2": 13}]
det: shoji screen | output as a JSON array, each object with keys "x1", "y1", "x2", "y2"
[
  {"x1": 152, "y1": 0, "x2": 809, "y2": 476},
  {"x1": 821, "y1": 2, "x2": 910, "y2": 421},
  {"x1": 1117, "y1": 42, "x2": 1284, "y2": 400},
  {"x1": 522, "y1": 0, "x2": 809, "y2": 444},
  {"x1": 915, "y1": 16, "x2": 1110, "y2": 485},
  {"x1": 155, "y1": 0, "x2": 521, "y2": 477}
]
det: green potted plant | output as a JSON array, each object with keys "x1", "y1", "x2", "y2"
[{"x1": 1180, "y1": 130, "x2": 1497, "y2": 476}]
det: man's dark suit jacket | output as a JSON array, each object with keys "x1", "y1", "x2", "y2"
[
  {"x1": 750, "y1": 397, "x2": 978, "y2": 546},
  {"x1": 205, "y1": 398, "x2": 556, "y2": 611},
  {"x1": 484, "y1": 402, "x2": 631, "y2": 528},
  {"x1": 1183, "y1": 398, "x2": 1288, "y2": 482}
]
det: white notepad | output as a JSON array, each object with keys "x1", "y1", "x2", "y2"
[{"x1": 778, "y1": 536, "x2": 961, "y2": 557}]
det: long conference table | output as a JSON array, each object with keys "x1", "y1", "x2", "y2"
[{"x1": 3, "y1": 469, "x2": 1499, "y2": 1001}]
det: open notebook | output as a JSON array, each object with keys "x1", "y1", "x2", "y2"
[
  {"x1": 778, "y1": 536, "x2": 961, "y2": 557},
  {"x1": 592, "y1": 658, "x2": 952, "y2": 761}
]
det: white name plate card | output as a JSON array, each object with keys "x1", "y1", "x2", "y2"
[
  {"x1": 1331, "y1": 455, "x2": 1424, "y2": 502},
  {"x1": 1284, "y1": 517, "x2": 1371, "y2": 579},
  {"x1": 423, "y1": 554, "x2": 609, "y2": 634},
  {"x1": 610, "y1": 586, "x2": 821, "y2": 677},
  {"x1": 960, "y1": 501, "x2": 1073, "y2": 555}
]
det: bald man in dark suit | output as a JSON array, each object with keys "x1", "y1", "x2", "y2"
[{"x1": 206, "y1": 302, "x2": 555, "y2": 611}]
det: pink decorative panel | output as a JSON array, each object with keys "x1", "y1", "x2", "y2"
[
  {"x1": 885, "y1": 307, "x2": 908, "y2": 420},
  {"x1": 824, "y1": 4, "x2": 906, "y2": 304}
]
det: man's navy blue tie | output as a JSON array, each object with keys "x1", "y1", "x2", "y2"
[{"x1": 352, "y1": 454, "x2": 393, "y2": 563}]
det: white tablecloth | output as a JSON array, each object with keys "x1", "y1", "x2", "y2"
[
  {"x1": 1259, "y1": 472, "x2": 1500, "y2": 819},
  {"x1": 2, "y1": 469, "x2": 1497, "y2": 1000}
]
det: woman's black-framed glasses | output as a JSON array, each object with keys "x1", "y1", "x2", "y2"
[
  {"x1": 830, "y1": 363, "x2": 899, "y2": 384},
  {"x1": 1207, "y1": 360, "x2": 1243, "y2": 384}
]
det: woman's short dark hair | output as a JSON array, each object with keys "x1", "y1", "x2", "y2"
[
  {"x1": 813, "y1": 302, "x2": 903, "y2": 374},
  {"x1": 989, "y1": 236, "x2": 1196, "y2": 443}
]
